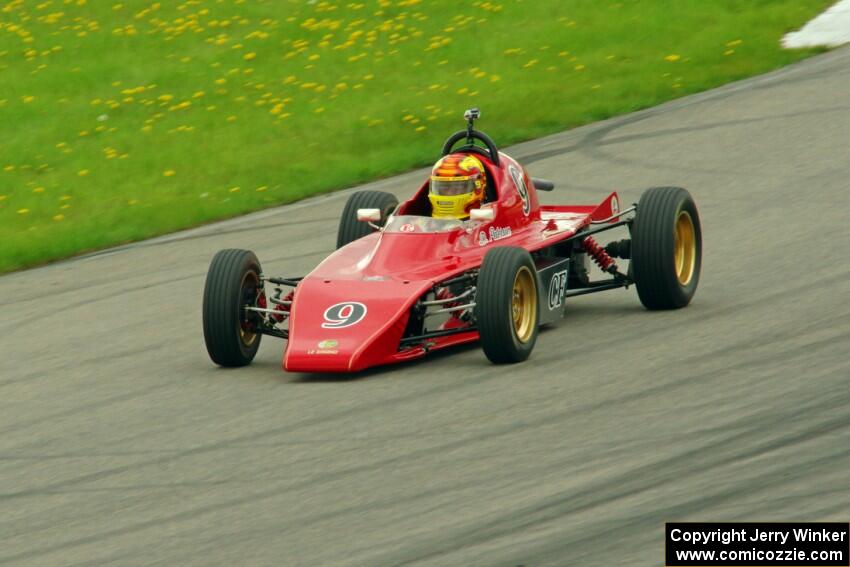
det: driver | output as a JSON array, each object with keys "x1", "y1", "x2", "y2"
[{"x1": 428, "y1": 153, "x2": 488, "y2": 219}]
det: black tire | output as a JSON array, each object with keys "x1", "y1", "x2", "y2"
[
  {"x1": 203, "y1": 249, "x2": 264, "y2": 367},
  {"x1": 475, "y1": 247, "x2": 540, "y2": 364},
  {"x1": 630, "y1": 186, "x2": 702, "y2": 310},
  {"x1": 336, "y1": 190, "x2": 399, "y2": 249}
]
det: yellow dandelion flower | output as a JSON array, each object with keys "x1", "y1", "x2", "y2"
[
  {"x1": 415, "y1": 126, "x2": 427, "y2": 132},
  {"x1": 61, "y1": 204, "x2": 71, "y2": 210},
  {"x1": 256, "y1": 186, "x2": 268, "y2": 192},
  {"x1": 574, "y1": 64, "x2": 585, "y2": 71},
  {"x1": 315, "y1": 107, "x2": 325, "y2": 113},
  {"x1": 229, "y1": 187, "x2": 240, "y2": 193},
  {"x1": 724, "y1": 49, "x2": 735, "y2": 56},
  {"x1": 244, "y1": 52, "x2": 256, "y2": 61},
  {"x1": 3, "y1": 165, "x2": 14, "y2": 172},
  {"x1": 60, "y1": 195, "x2": 72, "y2": 201},
  {"x1": 0, "y1": 195, "x2": 6, "y2": 201},
  {"x1": 53, "y1": 214, "x2": 65, "y2": 221},
  {"x1": 227, "y1": 115, "x2": 237, "y2": 122},
  {"x1": 22, "y1": 95, "x2": 35, "y2": 103},
  {"x1": 33, "y1": 187, "x2": 45, "y2": 193},
  {"x1": 664, "y1": 54, "x2": 681, "y2": 62},
  {"x1": 17, "y1": 208, "x2": 29, "y2": 214},
  {"x1": 163, "y1": 170, "x2": 176, "y2": 177},
  {"x1": 78, "y1": 169, "x2": 90, "y2": 176},
  {"x1": 726, "y1": 39, "x2": 742, "y2": 47},
  {"x1": 128, "y1": 199, "x2": 139, "y2": 205},
  {"x1": 193, "y1": 91, "x2": 205, "y2": 98}
]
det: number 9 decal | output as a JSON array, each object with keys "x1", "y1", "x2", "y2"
[{"x1": 321, "y1": 302, "x2": 367, "y2": 329}]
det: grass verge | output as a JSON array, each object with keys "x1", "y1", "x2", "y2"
[{"x1": 0, "y1": 0, "x2": 830, "y2": 272}]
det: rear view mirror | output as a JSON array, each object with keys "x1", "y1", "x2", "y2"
[
  {"x1": 357, "y1": 208, "x2": 381, "y2": 222},
  {"x1": 469, "y1": 208, "x2": 495, "y2": 221}
]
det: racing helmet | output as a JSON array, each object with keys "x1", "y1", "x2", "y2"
[{"x1": 428, "y1": 153, "x2": 487, "y2": 219}]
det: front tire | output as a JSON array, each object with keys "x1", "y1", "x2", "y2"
[
  {"x1": 203, "y1": 249, "x2": 264, "y2": 367},
  {"x1": 336, "y1": 190, "x2": 398, "y2": 249},
  {"x1": 630, "y1": 186, "x2": 702, "y2": 310},
  {"x1": 475, "y1": 247, "x2": 540, "y2": 364}
]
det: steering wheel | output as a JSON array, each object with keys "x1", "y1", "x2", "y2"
[{"x1": 441, "y1": 129, "x2": 501, "y2": 167}]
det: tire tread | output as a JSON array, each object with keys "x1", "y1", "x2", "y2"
[
  {"x1": 476, "y1": 247, "x2": 539, "y2": 364},
  {"x1": 631, "y1": 186, "x2": 701, "y2": 310},
  {"x1": 203, "y1": 249, "x2": 262, "y2": 367}
]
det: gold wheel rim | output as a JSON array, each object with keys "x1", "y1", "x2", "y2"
[
  {"x1": 511, "y1": 266, "x2": 537, "y2": 343},
  {"x1": 239, "y1": 271, "x2": 259, "y2": 347},
  {"x1": 674, "y1": 211, "x2": 696, "y2": 286}
]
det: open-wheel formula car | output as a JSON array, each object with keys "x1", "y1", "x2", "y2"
[{"x1": 203, "y1": 109, "x2": 702, "y2": 372}]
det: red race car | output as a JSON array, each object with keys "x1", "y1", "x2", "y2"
[{"x1": 203, "y1": 109, "x2": 702, "y2": 373}]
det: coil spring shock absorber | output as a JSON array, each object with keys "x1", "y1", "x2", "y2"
[{"x1": 582, "y1": 236, "x2": 618, "y2": 273}]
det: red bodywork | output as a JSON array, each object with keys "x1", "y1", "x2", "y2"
[{"x1": 283, "y1": 152, "x2": 620, "y2": 373}]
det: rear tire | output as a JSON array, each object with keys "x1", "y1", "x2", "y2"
[
  {"x1": 475, "y1": 247, "x2": 540, "y2": 363},
  {"x1": 336, "y1": 190, "x2": 398, "y2": 249},
  {"x1": 630, "y1": 186, "x2": 702, "y2": 310},
  {"x1": 203, "y1": 249, "x2": 264, "y2": 367}
]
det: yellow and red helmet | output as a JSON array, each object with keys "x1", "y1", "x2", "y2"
[{"x1": 428, "y1": 153, "x2": 487, "y2": 219}]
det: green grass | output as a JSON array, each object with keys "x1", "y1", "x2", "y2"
[{"x1": 0, "y1": 0, "x2": 830, "y2": 272}]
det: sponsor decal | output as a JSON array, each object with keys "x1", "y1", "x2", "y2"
[
  {"x1": 477, "y1": 225, "x2": 513, "y2": 247},
  {"x1": 489, "y1": 225, "x2": 511, "y2": 241},
  {"x1": 399, "y1": 223, "x2": 416, "y2": 232},
  {"x1": 610, "y1": 195, "x2": 620, "y2": 215},
  {"x1": 508, "y1": 165, "x2": 531, "y2": 216},
  {"x1": 321, "y1": 302, "x2": 367, "y2": 329},
  {"x1": 308, "y1": 338, "x2": 340, "y2": 355},
  {"x1": 548, "y1": 270, "x2": 568, "y2": 310},
  {"x1": 362, "y1": 275, "x2": 387, "y2": 282}
]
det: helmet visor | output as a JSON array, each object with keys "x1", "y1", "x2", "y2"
[{"x1": 430, "y1": 177, "x2": 477, "y2": 196}]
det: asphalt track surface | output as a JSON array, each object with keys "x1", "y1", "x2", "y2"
[{"x1": 2, "y1": 48, "x2": 849, "y2": 566}]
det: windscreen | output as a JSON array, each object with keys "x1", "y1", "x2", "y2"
[{"x1": 383, "y1": 215, "x2": 465, "y2": 233}]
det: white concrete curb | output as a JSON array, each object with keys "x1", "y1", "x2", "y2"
[{"x1": 783, "y1": 0, "x2": 850, "y2": 48}]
